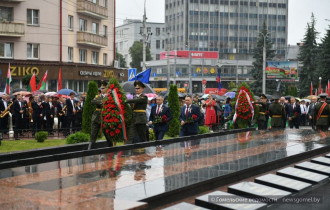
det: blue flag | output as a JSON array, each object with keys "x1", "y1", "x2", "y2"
[{"x1": 128, "y1": 68, "x2": 151, "y2": 83}]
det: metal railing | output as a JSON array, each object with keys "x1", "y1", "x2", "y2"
[{"x1": 77, "y1": 0, "x2": 108, "y2": 19}]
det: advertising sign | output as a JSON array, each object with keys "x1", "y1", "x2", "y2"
[
  {"x1": 266, "y1": 61, "x2": 298, "y2": 79},
  {"x1": 160, "y1": 50, "x2": 218, "y2": 60}
]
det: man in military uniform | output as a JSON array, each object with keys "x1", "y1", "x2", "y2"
[
  {"x1": 88, "y1": 81, "x2": 113, "y2": 150},
  {"x1": 268, "y1": 96, "x2": 286, "y2": 129},
  {"x1": 254, "y1": 94, "x2": 268, "y2": 130},
  {"x1": 126, "y1": 80, "x2": 148, "y2": 144},
  {"x1": 313, "y1": 93, "x2": 329, "y2": 131}
]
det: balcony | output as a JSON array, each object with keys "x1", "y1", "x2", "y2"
[
  {"x1": 0, "y1": 22, "x2": 25, "y2": 37},
  {"x1": 77, "y1": 0, "x2": 108, "y2": 20},
  {"x1": 77, "y1": 31, "x2": 108, "y2": 48}
]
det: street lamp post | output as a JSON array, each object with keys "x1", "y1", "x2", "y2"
[
  {"x1": 260, "y1": 32, "x2": 268, "y2": 94},
  {"x1": 319, "y1": 77, "x2": 322, "y2": 94}
]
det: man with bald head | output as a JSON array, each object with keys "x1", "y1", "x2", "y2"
[{"x1": 149, "y1": 96, "x2": 172, "y2": 140}]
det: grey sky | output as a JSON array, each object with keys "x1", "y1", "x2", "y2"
[{"x1": 116, "y1": 0, "x2": 330, "y2": 45}]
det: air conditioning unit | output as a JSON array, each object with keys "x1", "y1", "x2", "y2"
[{"x1": 114, "y1": 60, "x2": 119, "y2": 68}]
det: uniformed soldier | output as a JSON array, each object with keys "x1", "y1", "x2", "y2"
[
  {"x1": 88, "y1": 81, "x2": 113, "y2": 150},
  {"x1": 126, "y1": 80, "x2": 148, "y2": 144},
  {"x1": 313, "y1": 93, "x2": 329, "y2": 131},
  {"x1": 254, "y1": 94, "x2": 268, "y2": 130},
  {"x1": 268, "y1": 96, "x2": 286, "y2": 129}
]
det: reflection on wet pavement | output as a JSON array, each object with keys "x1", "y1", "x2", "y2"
[{"x1": 0, "y1": 129, "x2": 329, "y2": 209}]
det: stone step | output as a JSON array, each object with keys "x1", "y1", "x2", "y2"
[
  {"x1": 162, "y1": 202, "x2": 209, "y2": 210},
  {"x1": 311, "y1": 157, "x2": 330, "y2": 166},
  {"x1": 276, "y1": 167, "x2": 328, "y2": 184},
  {"x1": 227, "y1": 182, "x2": 291, "y2": 203},
  {"x1": 195, "y1": 191, "x2": 267, "y2": 210},
  {"x1": 295, "y1": 162, "x2": 330, "y2": 176},
  {"x1": 325, "y1": 153, "x2": 330, "y2": 158},
  {"x1": 254, "y1": 174, "x2": 312, "y2": 193}
]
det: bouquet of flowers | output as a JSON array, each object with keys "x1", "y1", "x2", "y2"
[
  {"x1": 291, "y1": 112, "x2": 299, "y2": 119},
  {"x1": 185, "y1": 114, "x2": 198, "y2": 123},
  {"x1": 153, "y1": 115, "x2": 168, "y2": 124}
]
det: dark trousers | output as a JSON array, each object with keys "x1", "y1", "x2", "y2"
[
  {"x1": 283, "y1": 118, "x2": 287, "y2": 128},
  {"x1": 58, "y1": 116, "x2": 66, "y2": 132},
  {"x1": 258, "y1": 120, "x2": 266, "y2": 130},
  {"x1": 47, "y1": 117, "x2": 54, "y2": 134},
  {"x1": 128, "y1": 124, "x2": 147, "y2": 144},
  {"x1": 289, "y1": 118, "x2": 299, "y2": 129},
  {"x1": 1, "y1": 116, "x2": 8, "y2": 133},
  {"x1": 14, "y1": 116, "x2": 23, "y2": 138},
  {"x1": 66, "y1": 115, "x2": 75, "y2": 135},
  {"x1": 88, "y1": 121, "x2": 113, "y2": 150},
  {"x1": 154, "y1": 127, "x2": 166, "y2": 140},
  {"x1": 32, "y1": 116, "x2": 42, "y2": 135},
  {"x1": 300, "y1": 114, "x2": 306, "y2": 126}
]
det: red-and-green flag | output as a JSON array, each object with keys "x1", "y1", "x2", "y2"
[
  {"x1": 27, "y1": 72, "x2": 37, "y2": 92},
  {"x1": 4, "y1": 63, "x2": 12, "y2": 94},
  {"x1": 37, "y1": 71, "x2": 48, "y2": 90}
]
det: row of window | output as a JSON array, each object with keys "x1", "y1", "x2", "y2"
[
  {"x1": 189, "y1": 23, "x2": 286, "y2": 31},
  {"x1": 187, "y1": 0, "x2": 286, "y2": 8},
  {"x1": 74, "y1": 16, "x2": 107, "y2": 36},
  {"x1": 188, "y1": 36, "x2": 286, "y2": 43},
  {"x1": 189, "y1": 11, "x2": 286, "y2": 20},
  {"x1": 139, "y1": 27, "x2": 165, "y2": 36},
  {"x1": 0, "y1": 42, "x2": 108, "y2": 65}
]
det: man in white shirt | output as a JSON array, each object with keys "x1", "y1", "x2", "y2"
[{"x1": 300, "y1": 100, "x2": 307, "y2": 126}]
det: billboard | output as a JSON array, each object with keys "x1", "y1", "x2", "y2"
[
  {"x1": 160, "y1": 50, "x2": 218, "y2": 60},
  {"x1": 266, "y1": 61, "x2": 298, "y2": 79}
]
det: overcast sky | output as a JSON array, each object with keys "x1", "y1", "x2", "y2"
[{"x1": 116, "y1": 0, "x2": 330, "y2": 45}]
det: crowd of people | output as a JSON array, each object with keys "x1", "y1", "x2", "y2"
[{"x1": 0, "y1": 92, "x2": 85, "y2": 140}]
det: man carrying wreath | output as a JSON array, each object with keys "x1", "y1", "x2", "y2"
[
  {"x1": 148, "y1": 96, "x2": 172, "y2": 140},
  {"x1": 179, "y1": 95, "x2": 201, "y2": 137}
]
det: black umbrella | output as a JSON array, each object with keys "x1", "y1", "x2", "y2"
[
  {"x1": 120, "y1": 81, "x2": 156, "y2": 94},
  {"x1": 283, "y1": 95, "x2": 294, "y2": 100},
  {"x1": 265, "y1": 94, "x2": 273, "y2": 100},
  {"x1": 211, "y1": 94, "x2": 227, "y2": 102}
]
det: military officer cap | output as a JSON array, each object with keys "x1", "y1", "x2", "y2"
[
  {"x1": 100, "y1": 81, "x2": 107, "y2": 88},
  {"x1": 260, "y1": 94, "x2": 267, "y2": 99},
  {"x1": 319, "y1": 93, "x2": 328, "y2": 98},
  {"x1": 134, "y1": 80, "x2": 146, "y2": 88}
]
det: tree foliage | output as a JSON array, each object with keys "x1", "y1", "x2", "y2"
[
  {"x1": 297, "y1": 14, "x2": 319, "y2": 97},
  {"x1": 167, "y1": 84, "x2": 180, "y2": 137},
  {"x1": 22, "y1": 74, "x2": 40, "y2": 87},
  {"x1": 250, "y1": 22, "x2": 277, "y2": 95},
  {"x1": 316, "y1": 26, "x2": 330, "y2": 89},
  {"x1": 129, "y1": 41, "x2": 152, "y2": 72},
  {"x1": 116, "y1": 51, "x2": 127, "y2": 68},
  {"x1": 82, "y1": 81, "x2": 98, "y2": 134}
]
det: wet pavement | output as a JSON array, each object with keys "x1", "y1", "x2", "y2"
[{"x1": 0, "y1": 129, "x2": 329, "y2": 209}]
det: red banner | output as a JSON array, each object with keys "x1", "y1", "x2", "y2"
[{"x1": 160, "y1": 50, "x2": 219, "y2": 60}]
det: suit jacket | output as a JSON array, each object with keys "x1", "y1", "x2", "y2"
[
  {"x1": 0, "y1": 100, "x2": 6, "y2": 112},
  {"x1": 44, "y1": 102, "x2": 55, "y2": 120},
  {"x1": 149, "y1": 104, "x2": 172, "y2": 131},
  {"x1": 32, "y1": 101, "x2": 42, "y2": 119},
  {"x1": 126, "y1": 94, "x2": 148, "y2": 125},
  {"x1": 12, "y1": 100, "x2": 25, "y2": 119},
  {"x1": 66, "y1": 98, "x2": 77, "y2": 116},
  {"x1": 179, "y1": 104, "x2": 201, "y2": 135},
  {"x1": 308, "y1": 103, "x2": 316, "y2": 118},
  {"x1": 313, "y1": 101, "x2": 329, "y2": 126},
  {"x1": 287, "y1": 103, "x2": 301, "y2": 118},
  {"x1": 56, "y1": 102, "x2": 65, "y2": 118}
]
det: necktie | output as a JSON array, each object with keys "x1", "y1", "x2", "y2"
[
  {"x1": 156, "y1": 106, "x2": 160, "y2": 115},
  {"x1": 185, "y1": 106, "x2": 189, "y2": 116}
]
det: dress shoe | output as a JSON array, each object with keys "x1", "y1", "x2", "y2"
[{"x1": 15, "y1": 138, "x2": 20, "y2": 140}]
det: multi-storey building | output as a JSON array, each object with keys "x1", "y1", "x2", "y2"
[
  {"x1": 148, "y1": 0, "x2": 288, "y2": 91},
  {"x1": 115, "y1": 19, "x2": 166, "y2": 68},
  {"x1": 0, "y1": 0, "x2": 126, "y2": 93}
]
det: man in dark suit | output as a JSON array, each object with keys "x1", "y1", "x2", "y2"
[
  {"x1": 31, "y1": 95, "x2": 42, "y2": 136},
  {"x1": 288, "y1": 97, "x2": 301, "y2": 129},
  {"x1": 12, "y1": 94, "x2": 26, "y2": 140},
  {"x1": 179, "y1": 95, "x2": 201, "y2": 136},
  {"x1": 280, "y1": 97, "x2": 289, "y2": 128},
  {"x1": 148, "y1": 96, "x2": 172, "y2": 140},
  {"x1": 56, "y1": 96, "x2": 66, "y2": 134},
  {"x1": 0, "y1": 94, "x2": 11, "y2": 134},
  {"x1": 44, "y1": 96, "x2": 55, "y2": 135},
  {"x1": 308, "y1": 96, "x2": 317, "y2": 130},
  {"x1": 66, "y1": 92, "x2": 77, "y2": 136}
]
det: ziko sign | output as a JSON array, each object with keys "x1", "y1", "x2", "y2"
[{"x1": 9, "y1": 66, "x2": 40, "y2": 76}]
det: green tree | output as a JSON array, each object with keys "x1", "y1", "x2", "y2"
[
  {"x1": 298, "y1": 14, "x2": 319, "y2": 97},
  {"x1": 228, "y1": 81, "x2": 237, "y2": 92},
  {"x1": 167, "y1": 84, "x2": 180, "y2": 137},
  {"x1": 317, "y1": 26, "x2": 330, "y2": 89},
  {"x1": 129, "y1": 41, "x2": 152, "y2": 72},
  {"x1": 82, "y1": 81, "x2": 98, "y2": 134},
  {"x1": 22, "y1": 74, "x2": 40, "y2": 88},
  {"x1": 250, "y1": 22, "x2": 276, "y2": 95},
  {"x1": 116, "y1": 51, "x2": 127, "y2": 68}
]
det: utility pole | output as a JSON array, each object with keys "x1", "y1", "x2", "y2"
[
  {"x1": 260, "y1": 32, "x2": 267, "y2": 94},
  {"x1": 201, "y1": 53, "x2": 204, "y2": 93},
  {"x1": 142, "y1": 0, "x2": 147, "y2": 72},
  {"x1": 188, "y1": 52, "x2": 192, "y2": 95},
  {"x1": 167, "y1": 32, "x2": 171, "y2": 90}
]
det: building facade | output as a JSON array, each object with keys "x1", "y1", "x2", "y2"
[
  {"x1": 115, "y1": 19, "x2": 166, "y2": 68},
  {"x1": 0, "y1": 0, "x2": 126, "y2": 93},
  {"x1": 149, "y1": 0, "x2": 288, "y2": 91}
]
